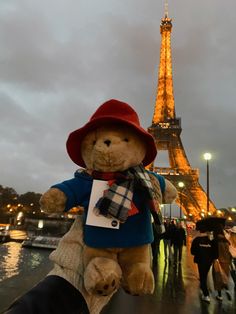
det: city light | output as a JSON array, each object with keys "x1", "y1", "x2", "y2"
[
  {"x1": 178, "y1": 182, "x2": 185, "y2": 188},
  {"x1": 38, "y1": 220, "x2": 44, "y2": 229},
  {"x1": 203, "y1": 152, "x2": 212, "y2": 161},
  {"x1": 16, "y1": 212, "x2": 23, "y2": 220}
]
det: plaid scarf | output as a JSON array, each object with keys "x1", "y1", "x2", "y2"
[{"x1": 92, "y1": 165, "x2": 161, "y2": 223}]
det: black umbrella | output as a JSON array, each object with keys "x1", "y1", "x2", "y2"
[
  {"x1": 196, "y1": 216, "x2": 226, "y2": 232},
  {"x1": 196, "y1": 219, "x2": 207, "y2": 232}
]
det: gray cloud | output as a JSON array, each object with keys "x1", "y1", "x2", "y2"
[{"x1": 0, "y1": 0, "x2": 235, "y2": 208}]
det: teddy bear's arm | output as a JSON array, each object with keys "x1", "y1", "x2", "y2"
[{"x1": 40, "y1": 174, "x2": 91, "y2": 214}]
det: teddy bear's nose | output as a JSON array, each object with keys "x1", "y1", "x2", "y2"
[{"x1": 104, "y1": 139, "x2": 111, "y2": 147}]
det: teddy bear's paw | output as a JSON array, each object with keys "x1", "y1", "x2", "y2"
[
  {"x1": 84, "y1": 257, "x2": 122, "y2": 296},
  {"x1": 122, "y1": 263, "x2": 155, "y2": 296},
  {"x1": 39, "y1": 188, "x2": 67, "y2": 213}
]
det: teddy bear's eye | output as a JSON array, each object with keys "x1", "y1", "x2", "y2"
[
  {"x1": 124, "y1": 138, "x2": 129, "y2": 142},
  {"x1": 92, "y1": 140, "x2": 96, "y2": 145}
]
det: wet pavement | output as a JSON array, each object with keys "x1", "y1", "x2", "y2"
[
  {"x1": 0, "y1": 237, "x2": 236, "y2": 314},
  {"x1": 102, "y1": 238, "x2": 236, "y2": 314}
]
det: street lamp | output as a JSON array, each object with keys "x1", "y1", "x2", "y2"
[
  {"x1": 169, "y1": 204, "x2": 172, "y2": 220},
  {"x1": 178, "y1": 181, "x2": 185, "y2": 219},
  {"x1": 203, "y1": 152, "x2": 212, "y2": 214}
]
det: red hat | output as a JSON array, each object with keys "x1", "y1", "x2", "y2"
[{"x1": 66, "y1": 99, "x2": 157, "y2": 167}]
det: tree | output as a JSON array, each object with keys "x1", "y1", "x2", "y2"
[
  {"x1": 0, "y1": 185, "x2": 18, "y2": 214},
  {"x1": 18, "y1": 192, "x2": 42, "y2": 213}
]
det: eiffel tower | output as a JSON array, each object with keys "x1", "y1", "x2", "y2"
[{"x1": 148, "y1": 4, "x2": 217, "y2": 220}]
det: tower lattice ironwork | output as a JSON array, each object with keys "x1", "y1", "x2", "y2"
[{"x1": 148, "y1": 8, "x2": 217, "y2": 220}]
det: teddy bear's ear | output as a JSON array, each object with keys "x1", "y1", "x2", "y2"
[
  {"x1": 163, "y1": 179, "x2": 178, "y2": 204},
  {"x1": 39, "y1": 188, "x2": 67, "y2": 213}
]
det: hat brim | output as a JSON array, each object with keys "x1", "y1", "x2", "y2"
[{"x1": 66, "y1": 116, "x2": 157, "y2": 168}]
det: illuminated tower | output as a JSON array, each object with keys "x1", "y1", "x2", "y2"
[{"x1": 148, "y1": 4, "x2": 216, "y2": 219}]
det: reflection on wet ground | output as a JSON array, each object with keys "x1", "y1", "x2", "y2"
[
  {"x1": 0, "y1": 238, "x2": 236, "y2": 314},
  {"x1": 0, "y1": 241, "x2": 52, "y2": 313},
  {"x1": 102, "y1": 240, "x2": 236, "y2": 314},
  {"x1": 0, "y1": 241, "x2": 50, "y2": 282}
]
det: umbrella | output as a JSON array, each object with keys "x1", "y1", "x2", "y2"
[{"x1": 196, "y1": 216, "x2": 226, "y2": 232}]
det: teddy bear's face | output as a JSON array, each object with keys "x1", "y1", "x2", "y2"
[{"x1": 81, "y1": 124, "x2": 146, "y2": 172}]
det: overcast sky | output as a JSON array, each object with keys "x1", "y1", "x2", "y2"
[{"x1": 0, "y1": 0, "x2": 235, "y2": 209}]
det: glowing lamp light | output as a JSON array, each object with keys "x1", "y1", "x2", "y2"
[
  {"x1": 38, "y1": 220, "x2": 44, "y2": 229},
  {"x1": 178, "y1": 182, "x2": 185, "y2": 188},
  {"x1": 17, "y1": 212, "x2": 23, "y2": 220},
  {"x1": 203, "y1": 152, "x2": 212, "y2": 161}
]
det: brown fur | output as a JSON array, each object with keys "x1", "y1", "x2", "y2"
[{"x1": 40, "y1": 125, "x2": 177, "y2": 296}]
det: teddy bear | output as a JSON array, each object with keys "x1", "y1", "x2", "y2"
[{"x1": 40, "y1": 99, "x2": 177, "y2": 302}]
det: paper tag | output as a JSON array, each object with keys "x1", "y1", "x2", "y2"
[{"x1": 86, "y1": 180, "x2": 120, "y2": 229}]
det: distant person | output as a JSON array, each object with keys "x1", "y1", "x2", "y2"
[
  {"x1": 151, "y1": 219, "x2": 162, "y2": 265},
  {"x1": 212, "y1": 224, "x2": 232, "y2": 301},
  {"x1": 191, "y1": 225, "x2": 218, "y2": 303},
  {"x1": 224, "y1": 226, "x2": 236, "y2": 288},
  {"x1": 162, "y1": 220, "x2": 173, "y2": 261},
  {"x1": 169, "y1": 220, "x2": 177, "y2": 255},
  {"x1": 172, "y1": 221, "x2": 186, "y2": 265}
]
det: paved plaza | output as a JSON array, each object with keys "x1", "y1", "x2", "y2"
[
  {"x1": 102, "y1": 237, "x2": 236, "y2": 314},
  {"x1": 0, "y1": 236, "x2": 235, "y2": 314}
]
